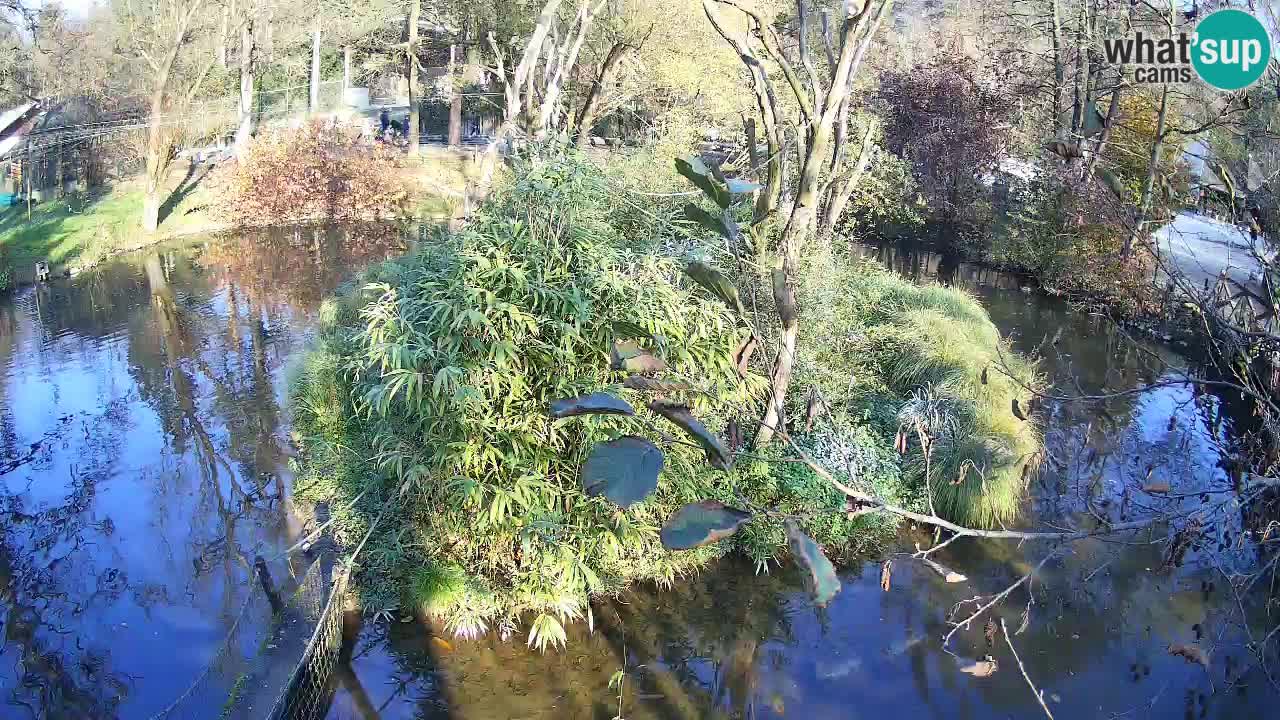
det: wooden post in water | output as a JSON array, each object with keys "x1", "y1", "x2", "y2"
[{"x1": 254, "y1": 555, "x2": 285, "y2": 615}]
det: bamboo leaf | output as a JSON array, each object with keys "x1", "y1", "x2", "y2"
[
  {"x1": 660, "y1": 500, "x2": 751, "y2": 549},
  {"x1": 786, "y1": 520, "x2": 841, "y2": 606},
  {"x1": 549, "y1": 393, "x2": 636, "y2": 419},
  {"x1": 611, "y1": 320, "x2": 650, "y2": 340},
  {"x1": 581, "y1": 436, "x2": 664, "y2": 507},
  {"x1": 648, "y1": 402, "x2": 732, "y2": 470},
  {"x1": 623, "y1": 376, "x2": 693, "y2": 394}
]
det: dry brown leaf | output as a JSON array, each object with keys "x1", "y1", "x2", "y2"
[
  {"x1": 880, "y1": 560, "x2": 892, "y2": 592},
  {"x1": 983, "y1": 618, "x2": 998, "y2": 647},
  {"x1": 731, "y1": 335, "x2": 758, "y2": 379},
  {"x1": 921, "y1": 557, "x2": 967, "y2": 583},
  {"x1": 1169, "y1": 643, "x2": 1209, "y2": 668},
  {"x1": 959, "y1": 657, "x2": 999, "y2": 678}
]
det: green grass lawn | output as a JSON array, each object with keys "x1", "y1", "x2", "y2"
[
  {"x1": 0, "y1": 190, "x2": 143, "y2": 273},
  {"x1": 0, "y1": 177, "x2": 218, "y2": 283}
]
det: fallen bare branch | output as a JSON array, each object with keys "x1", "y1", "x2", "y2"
[{"x1": 1003, "y1": 618, "x2": 1055, "y2": 720}]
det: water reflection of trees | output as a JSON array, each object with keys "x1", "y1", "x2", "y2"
[
  {"x1": 1, "y1": 227, "x2": 403, "y2": 717},
  {"x1": 356, "y1": 555, "x2": 804, "y2": 720},
  {"x1": 197, "y1": 223, "x2": 406, "y2": 312},
  {"x1": 1, "y1": 472, "x2": 128, "y2": 717}
]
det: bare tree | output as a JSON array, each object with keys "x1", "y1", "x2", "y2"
[
  {"x1": 702, "y1": 0, "x2": 893, "y2": 447},
  {"x1": 572, "y1": 19, "x2": 651, "y2": 147},
  {"x1": 234, "y1": 3, "x2": 259, "y2": 156},
  {"x1": 485, "y1": 0, "x2": 613, "y2": 138},
  {"x1": 116, "y1": 0, "x2": 220, "y2": 232}
]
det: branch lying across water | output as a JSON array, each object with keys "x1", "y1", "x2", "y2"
[{"x1": 765, "y1": 424, "x2": 1257, "y2": 542}]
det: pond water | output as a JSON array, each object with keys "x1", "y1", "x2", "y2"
[
  {"x1": 0, "y1": 225, "x2": 406, "y2": 719},
  {"x1": 2, "y1": 233, "x2": 1277, "y2": 719}
]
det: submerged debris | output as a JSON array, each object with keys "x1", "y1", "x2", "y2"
[
  {"x1": 959, "y1": 656, "x2": 999, "y2": 678},
  {"x1": 1168, "y1": 643, "x2": 1210, "y2": 669}
]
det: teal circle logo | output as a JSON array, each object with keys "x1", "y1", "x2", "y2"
[{"x1": 1192, "y1": 9, "x2": 1272, "y2": 91}]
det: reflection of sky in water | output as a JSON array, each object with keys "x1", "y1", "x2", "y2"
[
  {"x1": 0, "y1": 226, "x2": 403, "y2": 718},
  {"x1": 328, "y1": 255, "x2": 1277, "y2": 720}
]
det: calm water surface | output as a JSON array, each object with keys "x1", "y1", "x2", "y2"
[
  {"x1": 3, "y1": 234, "x2": 1278, "y2": 719},
  {"x1": 0, "y1": 225, "x2": 405, "y2": 719}
]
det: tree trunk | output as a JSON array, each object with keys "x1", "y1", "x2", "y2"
[
  {"x1": 1082, "y1": 82, "x2": 1121, "y2": 183},
  {"x1": 309, "y1": 24, "x2": 321, "y2": 112},
  {"x1": 701, "y1": 1, "x2": 782, "y2": 222},
  {"x1": 407, "y1": 0, "x2": 421, "y2": 155},
  {"x1": 1070, "y1": 0, "x2": 1088, "y2": 134},
  {"x1": 727, "y1": 0, "x2": 891, "y2": 448},
  {"x1": 1124, "y1": 84, "x2": 1169, "y2": 258},
  {"x1": 218, "y1": 5, "x2": 229, "y2": 68},
  {"x1": 54, "y1": 138, "x2": 63, "y2": 198},
  {"x1": 343, "y1": 45, "x2": 351, "y2": 93},
  {"x1": 539, "y1": 0, "x2": 601, "y2": 135},
  {"x1": 818, "y1": 123, "x2": 876, "y2": 234},
  {"x1": 24, "y1": 139, "x2": 31, "y2": 220},
  {"x1": 574, "y1": 41, "x2": 630, "y2": 148},
  {"x1": 1050, "y1": 0, "x2": 1065, "y2": 134},
  {"x1": 235, "y1": 17, "x2": 256, "y2": 157},
  {"x1": 448, "y1": 44, "x2": 462, "y2": 146},
  {"x1": 142, "y1": 58, "x2": 177, "y2": 233}
]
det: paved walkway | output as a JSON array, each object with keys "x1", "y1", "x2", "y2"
[{"x1": 1154, "y1": 211, "x2": 1270, "y2": 292}]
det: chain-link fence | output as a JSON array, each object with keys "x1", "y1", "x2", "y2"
[{"x1": 263, "y1": 567, "x2": 350, "y2": 720}]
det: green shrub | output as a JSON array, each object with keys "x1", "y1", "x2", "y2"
[
  {"x1": 293, "y1": 154, "x2": 779, "y2": 642},
  {"x1": 292, "y1": 152, "x2": 1043, "y2": 643}
]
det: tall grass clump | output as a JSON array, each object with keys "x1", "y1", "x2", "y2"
[{"x1": 789, "y1": 250, "x2": 1041, "y2": 528}]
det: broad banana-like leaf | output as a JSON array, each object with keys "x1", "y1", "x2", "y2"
[
  {"x1": 732, "y1": 335, "x2": 758, "y2": 378},
  {"x1": 675, "y1": 156, "x2": 730, "y2": 208},
  {"x1": 549, "y1": 393, "x2": 635, "y2": 419},
  {"x1": 649, "y1": 402, "x2": 732, "y2": 470},
  {"x1": 581, "y1": 436, "x2": 664, "y2": 507},
  {"x1": 786, "y1": 520, "x2": 841, "y2": 606},
  {"x1": 685, "y1": 261, "x2": 747, "y2": 315},
  {"x1": 1097, "y1": 168, "x2": 1126, "y2": 200},
  {"x1": 683, "y1": 203, "x2": 728, "y2": 239},
  {"x1": 660, "y1": 500, "x2": 751, "y2": 549}
]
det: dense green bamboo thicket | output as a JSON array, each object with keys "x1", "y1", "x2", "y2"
[{"x1": 289, "y1": 154, "x2": 1040, "y2": 645}]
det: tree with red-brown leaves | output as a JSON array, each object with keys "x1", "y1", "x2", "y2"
[
  {"x1": 213, "y1": 121, "x2": 410, "y2": 227},
  {"x1": 878, "y1": 53, "x2": 1020, "y2": 222}
]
